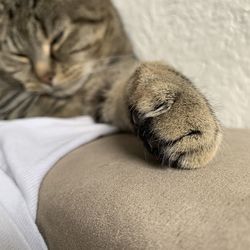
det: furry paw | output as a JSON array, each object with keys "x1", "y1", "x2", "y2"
[{"x1": 127, "y1": 63, "x2": 222, "y2": 169}]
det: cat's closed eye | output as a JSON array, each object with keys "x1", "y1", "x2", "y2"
[
  {"x1": 52, "y1": 31, "x2": 64, "y2": 47},
  {"x1": 68, "y1": 43, "x2": 92, "y2": 55}
]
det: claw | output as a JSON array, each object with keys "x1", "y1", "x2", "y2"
[{"x1": 144, "y1": 100, "x2": 174, "y2": 118}]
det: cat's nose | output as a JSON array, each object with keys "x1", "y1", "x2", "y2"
[
  {"x1": 39, "y1": 71, "x2": 54, "y2": 85},
  {"x1": 35, "y1": 62, "x2": 54, "y2": 85}
]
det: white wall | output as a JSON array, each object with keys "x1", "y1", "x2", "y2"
[{"x1": 112, "y1": 0, "x2": 250, "y2": 128}]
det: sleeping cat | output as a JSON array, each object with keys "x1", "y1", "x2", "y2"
[{"x1": 0, "y1": 0, "x2": 221, "y2": 169}]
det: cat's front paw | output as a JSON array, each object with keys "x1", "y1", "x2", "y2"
[{"x1": 127, "y1": 63, "x2": 222, "y2": 169}]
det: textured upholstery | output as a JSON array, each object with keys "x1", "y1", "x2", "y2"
[{"x1": 37, "y1": 129, "x2": 250, "y2": 250}]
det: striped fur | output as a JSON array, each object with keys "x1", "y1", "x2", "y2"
[{"x1": 0, "y1": 0, "x2": 221, "y2": 168}]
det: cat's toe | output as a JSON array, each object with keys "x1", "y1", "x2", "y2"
[{"x1": 130, "y1": 107, "x2": 222, "y2": 169}]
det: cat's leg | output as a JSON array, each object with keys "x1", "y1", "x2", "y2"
[{"x1": 98, "y1": 62, "x2": 222, "y2": 169}]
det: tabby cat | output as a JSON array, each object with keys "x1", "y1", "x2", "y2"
[{"x1": 0, "y1": 0, "x2": 222, "y2": 169}]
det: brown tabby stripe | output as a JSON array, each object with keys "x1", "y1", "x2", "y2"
[
  {"x1": 17, "y1": 95, "x2": 39, "y2": 118},
  {"x1": 0, "y1": 92, "x2": 30, "y2": 115},
  {"x1": 34, "y1": 14, "x2": 48, "y2": 38},
  {"x1": 0, "y1": 90, "x2": 21, "y2": 109}
]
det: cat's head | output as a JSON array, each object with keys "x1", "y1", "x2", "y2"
[{"x1": 0, "y1": 0, "x2": 132, "y2": 97}]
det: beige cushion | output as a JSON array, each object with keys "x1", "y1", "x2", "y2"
[{"x1": 37, "y1": 129, "x2": 250, "y2": 250}]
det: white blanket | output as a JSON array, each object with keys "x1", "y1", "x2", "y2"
[{"x1": 0, "y1": 117, "x2": 117, "y2": 250}]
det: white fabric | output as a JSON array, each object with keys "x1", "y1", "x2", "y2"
[{"x1": 0, "y1": 117, "x2": 117, "y2": 250}]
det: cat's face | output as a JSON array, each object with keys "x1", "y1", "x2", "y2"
[{"x1": 0, "y1": 0, "x2": 126, "y2": 97}]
